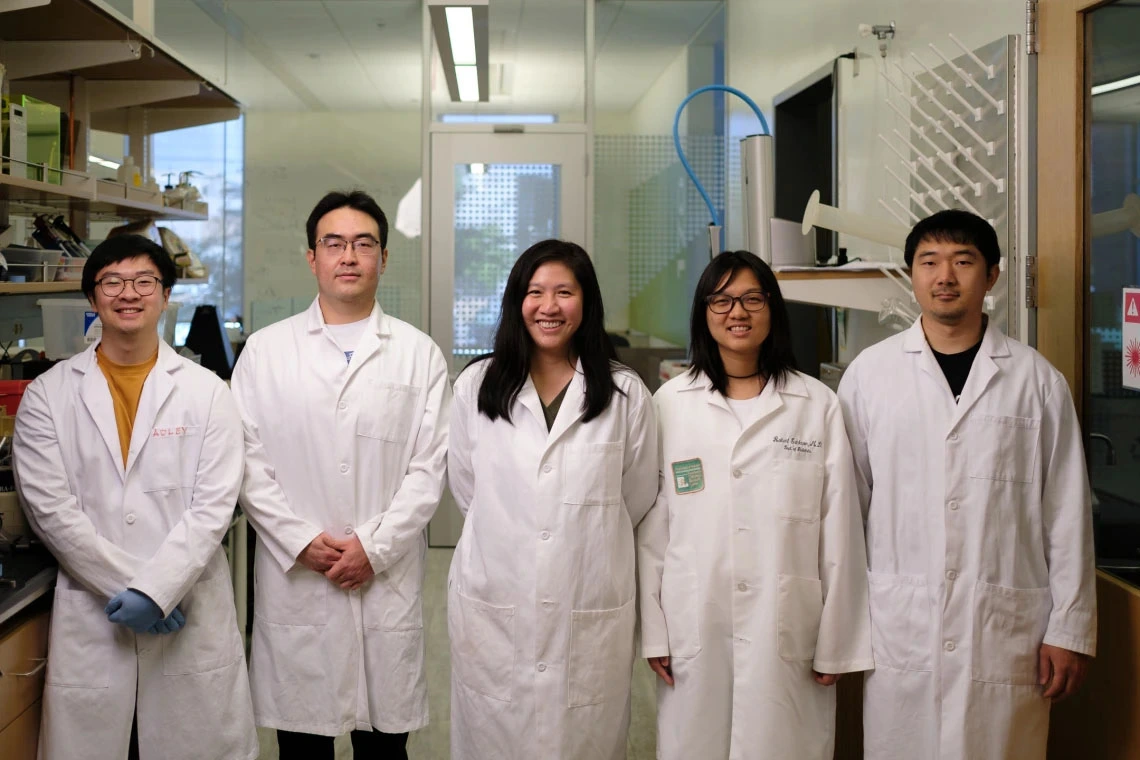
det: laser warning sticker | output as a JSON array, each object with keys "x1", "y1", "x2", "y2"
[
  {"x1": 672, "y1": 458, "x2": 705, "y2": 495},
  {"x1": 1125, "y1": 289, "x2": 1140, "y2": 391}
]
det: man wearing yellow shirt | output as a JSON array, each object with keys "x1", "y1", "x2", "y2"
[{"x1": 13, "y1": 234, "x2": 258, "y2": 760}]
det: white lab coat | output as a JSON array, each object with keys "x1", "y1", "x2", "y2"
[
  {"x1": 232, "y1": 299, "x2": 450, "y2": 736},
  {"x1": 837, "y1": 318, "x2": 1097, "y2": 760},
  {"x1": 447, "y1": 359, "x2": 658, "y2": 760},
  {"x1": 12, "y1": 342, "x2": 257, "y2": 760},
  {"x1": 638, "y1": 370, "x2": 873, "y2": 760}
]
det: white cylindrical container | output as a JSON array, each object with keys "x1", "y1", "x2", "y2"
[{"x1": 742, "y1": 134, "x2": 775, "y2": 264}]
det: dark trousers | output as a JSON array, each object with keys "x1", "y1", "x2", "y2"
[{"x1": 277, "y1": 728, "x2": 409, "y2": 760}]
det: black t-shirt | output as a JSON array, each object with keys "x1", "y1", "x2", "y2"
[{"x1": 932, "y1": 338, "x2": 983, "y2": 403}]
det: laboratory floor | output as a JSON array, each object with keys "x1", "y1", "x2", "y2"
[{"x1": 256, "y1": 547, "x2": 659, "y2": 759}]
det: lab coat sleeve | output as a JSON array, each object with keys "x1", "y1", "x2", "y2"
[
  {"x1": 813, "y1": 395, "x2": 875, "y2": 674},
  {"x1": 447, "y1": 371, "x2": 475, "y2": 517},
  {"x1": 1039, "y1": 376, "x2": 1097, "y2": 656},
  {"x1": 12, "y1": 379, "x2": 139, "y2": 599},
  {"x1": 357, "y1": 344, "x2": 452, "y2": 574},
  {"x1": 837, "y1": 367, "x2": 873, "y2": 522},
  {"x1": 623, "y1": 379, "x2": 659, "y2": 528},
  {"x1": 637, "y1": 474, "x2": 670, "y2": 659},
  {"x1": 127, "y1": 382, "x2": 243, "y2": 615},
  {"x1": 232, "y1": 344, "x2": 323, "y2": 573}
]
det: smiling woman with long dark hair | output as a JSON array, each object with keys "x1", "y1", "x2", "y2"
[
  {"x1": 637, "y1": 250, "x2": 873, "y2": 760},
  {"x1": 447, "y1": 239, "x2": 658, "y2": 760}
]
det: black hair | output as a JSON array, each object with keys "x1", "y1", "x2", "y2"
[
  {"x1": 688, "y1": 250, "x2": 797, "y2": 395},
  {"x1": 904, "y1": 209, "x2": 1001, "y2": 270},
  {"x1": 82, "y1": 234, "x2": 177, "y2": 301},
  {"x1": 476, "y1": 239, "x2": 622, "y2": 424},
  {"x1": 305, "y1": 190, "x2": 389, "y2": 249}
]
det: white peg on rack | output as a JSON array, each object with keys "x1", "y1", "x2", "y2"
[
  {"x1": 894, "y1": 63, "x2": 994, "y2": 155},
  {"x1": 884, "y1": 162, "x2": 941, "y2": 206},
  {"x1": 880, "y1": 69, "x2": 995, "y2": 158},
  {"x1": 891, "y1": 128, "x2": 981, "y2": 197},
  {"x1": 893, "y1": 196, "x2": 925, "y2": 221},
  {"x1": 878, "y1": 198, "x2": 913, "y2": 227},
  {"x1": 929, "y1": 43, "x2": 1005, "y2": 115},
  {"x1": 909, "y1": 52, "x2": 982, "y2": 121},
  {"x1": 948, "y1": 33, "x2": 995, "y2": 79}
]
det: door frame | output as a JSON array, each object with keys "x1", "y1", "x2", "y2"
[{"x1": 426, "y1": 131, "x2": 589, "y2": 376}]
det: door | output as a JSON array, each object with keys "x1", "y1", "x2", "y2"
[{"x1": 426, "y1": 131, "x2": 588, "y2": 547}]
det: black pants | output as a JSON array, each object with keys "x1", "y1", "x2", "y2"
[{"x1": 277, "y1": 728, "x2": 409, "y2": 760}]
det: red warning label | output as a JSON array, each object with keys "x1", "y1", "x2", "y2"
[{"x1": 1128, "y1": 291, "x2": 1140, "y2": 324}]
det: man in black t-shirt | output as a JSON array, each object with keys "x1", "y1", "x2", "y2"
[{"x1": 837, "y1": 210, "x2": 1096, "y2": 760}]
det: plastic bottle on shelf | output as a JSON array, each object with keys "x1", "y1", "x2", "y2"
[{"x1": 117, "y1": 155, "x2": 142, "y2": 187}]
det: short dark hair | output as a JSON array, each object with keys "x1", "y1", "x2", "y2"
[
  {"x1": 475, "y1": 239, "x2": 623, "y2": 424},
  {"x1": 904, "y1": 209, "x2": 1001, "y2": 269},
  {"x1": 688, "y1": 250, "x2": 797, "y2": 395},
  {"x1": 305, "y1": 190, "x2": 389, "y2": 250},
  {"x1": 82, "y1": 234, "x2": 177, "y2": 301}
]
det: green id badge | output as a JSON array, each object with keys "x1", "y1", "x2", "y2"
[{"x1": 671, "y1": 458, "x2": 705, "y2": 495}]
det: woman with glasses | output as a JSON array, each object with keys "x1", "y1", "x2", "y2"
[
  {"x1": 637, "y1": 251, "x2": 873, "y2": 760},
  {"x1": 447, "y1": 239, "x2": 657, "y2": 760}
]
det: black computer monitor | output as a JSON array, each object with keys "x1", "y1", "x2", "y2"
[{"x1": 184, "y1": 304, "x2": 234, "y2": 379}]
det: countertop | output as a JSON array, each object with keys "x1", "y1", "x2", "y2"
[{"x1": 0, "y1": 545, "x2": 57, "y2": 626}]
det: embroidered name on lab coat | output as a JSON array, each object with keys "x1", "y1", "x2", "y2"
[
  {"x1": 152, "y1": 426, "x2": 194, "y2": 438},
  {"x1": 772, "y1": 435, "x2": 822, "y2": 455}
]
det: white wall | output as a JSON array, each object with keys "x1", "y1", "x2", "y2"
[
  {"x1": 243, "y1": 111, "x2": 423, "y2": 328},
  {"x1": 626, "y1": 46, "x2": 692, "y2": 136}
]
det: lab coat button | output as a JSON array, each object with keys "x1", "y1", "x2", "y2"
[
  {"x1": 944, "y1": 640, "x2": 956, "y2": 652},
  {"x1": 732, "y1": 469, "x2": 743, "y2": 479},
  {"x1": 344, "y1": 526, "x2": 353, "y2": 535},
  {"x1": 540, "y1": 531, "x2": 551, "y2": 540},
  {"x1": 542, "y1": 464, "x2": 552, "y2": 474},
  {"x1": 949, "y1": 432, "x2": 959, "y2": 442},
  {"x1": 946, "y1": 570, "x2": 958, "y2": 581},
  {"x1": 737, "y1": 582, "x2": 747, "y2": 591},
  {"x1": 125, "y1": 513, "x2": 136, "y2": 525},
  {"x1": 537, "y1": 662, "x2": 547, "y2": 672},
  {"x1": 948, "y1": 500, "x2": 960, "y2": 511},
  {"x1": 338, "y1": 401, "x2": 347, "y2": 410},
  {"x1": 340, "y1": 463, "x2": 349, "y2": 473}
]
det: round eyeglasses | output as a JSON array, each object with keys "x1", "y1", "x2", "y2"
[
  {"x1": 94, "y1": 275, "x2": 160, "y2": 298},
  {"x1": 706, "y1": 292, "x2": 768, "y2": 314},
  {"x1": 317, "y1": 236, "x2": 381, "y2": 256}
]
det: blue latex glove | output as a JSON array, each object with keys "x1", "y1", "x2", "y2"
[
  {"x1": 105, "y1": 589, "x2": 164, "y2": 633},
  {"x1": 146, "y1": 606, "x2": 186, "y2": 635}
]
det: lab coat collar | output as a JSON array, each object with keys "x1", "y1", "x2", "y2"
[
  {"x1": 304, "y1": 297, "x2": 389, "y2": 337},
  {"x1": 518, "y1": 358, "x2": 588, "y2": 449},
  {"x1": 679, "y1": 368, "x2": 803, "y2": 428},
  {"x1": 905, "y1": 315, "x2": 1007, "y2": 428},
  {"x1": 75, "y1": 340, "x2": 181, "y2": 481}
]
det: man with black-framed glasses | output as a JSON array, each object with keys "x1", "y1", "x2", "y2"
[
  {"x1": 233, "y1": 190, "x2": 451, "y2": 759},
  {"x1": 13, "y1": 234, "x2": 258, "y2": 759}
]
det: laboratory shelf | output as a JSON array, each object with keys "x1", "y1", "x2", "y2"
[
  {"x1": 0, "y1": 174, "x2": 208, "y2": 221},
  {"x1": 775, "y1": 269, "x2": 911, "y2": 313},
  {"x1": 0, "y1": 282, "x2": 82, "y2": 295}
]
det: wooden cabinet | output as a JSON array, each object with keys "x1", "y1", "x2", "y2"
[{"x1": 0, "y1": 607, "x2": 50, "y2": 758}]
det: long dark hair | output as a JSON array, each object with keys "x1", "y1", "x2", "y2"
[
  {"x1": 688, "y1": 250, "x2": 797, "y2": 395},
  {"x1": 476, "y1": 239, "x2": 621, "y2": 423}
]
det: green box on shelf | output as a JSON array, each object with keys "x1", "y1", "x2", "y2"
[
  {"x1": 20, "y1": 95, "x2": 61, "y2": 185},
  {"x1": 1, "y1": 95, "x2": 28, "y2": 177}
]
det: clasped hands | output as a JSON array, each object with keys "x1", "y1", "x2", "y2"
[
  {"x1": 105, "y1": 589, "x2": 185, "y2": 635},
  {"x1": 299, "y1": 531, "x2": 374, "y2": 591}
]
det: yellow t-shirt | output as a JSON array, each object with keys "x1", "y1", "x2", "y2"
[{"x1": 96, "y1": 348, "x2": 159, "y2": 467}]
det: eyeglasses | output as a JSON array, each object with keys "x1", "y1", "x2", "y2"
[
  {"x1": 317, "y1": 236, "x2": 381, "y2": 256},
  {"x1": 95, "y1": 275, "x2": 161, "y2": 297},
  {"x1": 706, "y1": 292, "x2": 768, "y2": 314}
]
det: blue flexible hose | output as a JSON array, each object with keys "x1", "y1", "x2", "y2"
[{"x1": 672, "y1": 85, "x2": 770, "y2": 228}]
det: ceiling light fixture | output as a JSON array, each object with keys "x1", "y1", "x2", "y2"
[
  {"x1": 429, "y1": 0, "x2": 489, "y2": 103},
  {"x1": 1092, "y1": 74, "x2": 1140, "y2": 96}
]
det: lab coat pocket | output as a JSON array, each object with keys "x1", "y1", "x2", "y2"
[
  {"x1": 770, "y1": 459, "x2": 825, "y2": 523},
  {"x1": 255, "y1": 560, "x2": 328, "y2": 626},
  {"x1": 46, "y1": 588, "x2": 112, "y2": 688},
  {"x1": 568, "y1": 597, "x2": 636, "y2": 707},
  {"x1": 965, "y1": 415, "x2": 1041, "y2": 484},
  {"x1": 867, "y1": 572, "x2": 932, "y2": 672},
  {"x1": 660, "y1": 566, "x2": 701, "y2": 657},
  {"x1": 971, "y1": 582, "x2": 1052, "y2": 685},
  {"x1": 562, "y1": 442, "x2": 623, "y2": 506},
  {"x1": 356, "y1": 383, "x2": 420, "y2": 443},
  {"x1": 777, "y1": 574, "x2": 824, "y2": 661},
  {"x1": 448, "y1": 589, "x2": 515, "y2": 702},
  {"x1": 162, "y1": 571, "x2": 243, "y2": 675}
]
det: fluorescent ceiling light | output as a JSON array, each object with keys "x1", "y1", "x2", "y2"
[
  {"x1": 428, "y1": 1, "x2": 488, "y2": 103},
  {"x1": 456, "y1": 66, "x2": 480, "y2": 102},
  {"x1": 88, "y1": 155, "x2": 121, "y2": 170},
  {"x1": 446, "y1": 7, "x2": 476, "y2": 66},
  {"x1": 1092, "y1": 74, "x2": 1140, "y2": 96}
]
